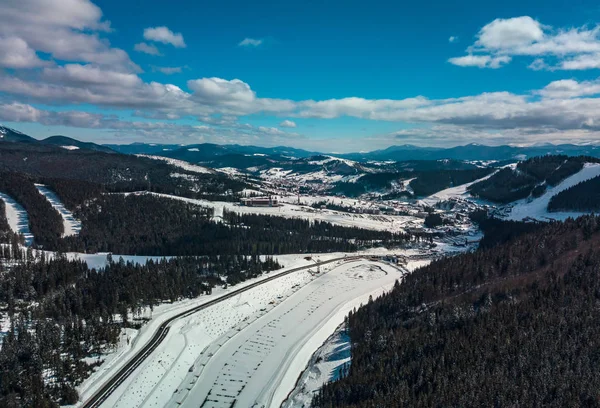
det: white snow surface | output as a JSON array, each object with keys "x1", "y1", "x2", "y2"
[
  {"x1": 132, "y1": 191, "x2": 420, "y2": 234},
  {"x1": 73, "y1": 253, "x2": 344, "y2": 407},
  {"x1": 137, "y1": 155, "x2": 214, "y2": 174},
  {"x1": 61, "y1": 145, "x2": 80, "y2": 150},
  {"x1": 419, "y1": 170, "x2": 498, "y2": 207},
  {"x1": 506, "y1": 163, "x2": 600, "y2": 221},
  {"x1": 282, "y1": 325, "x2": 351, "y2": 408},
  {"x1": 177, "y1": 260, "x2": 402, "y2": 408},
  {"x1": 0, "y1": 192, "x2": 33, "y2": 245},
  {"x1": 35, "y1": 184, "x2": 82, "y2": 237}
]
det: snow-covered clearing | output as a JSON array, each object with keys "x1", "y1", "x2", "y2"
[
  {"x1": 137, "y1": 155, "x2": 214, "y2": 175},
  {"x1": 506, "y1": 163, "x2": 600, "y2": 221},
  {"x1": 0, "y1": 192, "x2": 33, "y2": 245},
  {"x1": 73, "y1": 253, "x2": 345, "y2": 406},
  {"x1": 130, "y1": 191, "x2": 420, "y2": 234},
  {"x1": 35, "y1": 184, "x2": 82, "y2": 237},
  {"x1": 177, "y1": 260, "x2": 402, "y2": 408}
]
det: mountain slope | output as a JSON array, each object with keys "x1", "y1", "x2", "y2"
[{"x1": 41, "y1": 135, "x2": 116, "y2": 153}]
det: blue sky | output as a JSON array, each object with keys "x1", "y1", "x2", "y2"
[{"x1": 2, "y1": 0, "x2": 600, "y2": 151}]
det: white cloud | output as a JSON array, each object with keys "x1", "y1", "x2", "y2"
[
  {"x1": 134, "y1": 42, "x2": 162, "y2": 56},
  {"x1": 152, "y1": 66, "x2": 184, "y2": 75},
  {"x1": 0, "y1": 37, "x2": 49, "y2": 68},
  {"x1": 475, "y1": 16, "x2": 544, "y2": 50},
  {"x1": 239, "y1": 38, "x2": 263, "y2": 47},
  {"x1": 0, "y1": 0, "x2": 137, "y2": 72},
  {"x1": 537, "y1": 79, "x2": 600, "y2": 99},
  {"x1": 451, "y1": 16, "x2": 600, "y2": 71},
  {"x1": 143, "y1": 26, "x2": 186, "y2": 48},
  {"x1": 448, "y1": 54, "x2": 511, "y2": 68},
  {"x1": 449, "y1": 36, "x2": 458, "y2": 43},
  {"x1": 279, "y1": 119, "x2": 297, "y2": 128}
]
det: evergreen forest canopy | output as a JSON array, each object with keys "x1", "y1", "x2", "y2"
[
  {"x1": 468, "y1": 155, "x2": 600, "y2": 203},
  {"x1": 313, "y1": 215, "x2": 600, "y2": 407}
]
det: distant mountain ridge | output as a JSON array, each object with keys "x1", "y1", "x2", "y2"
[
  {"x1": 2, "y1": 124, "x2": 600, "y2": 162},
  {"x1": 107, "y1": 141, "x2": 600, "y2": 162}
]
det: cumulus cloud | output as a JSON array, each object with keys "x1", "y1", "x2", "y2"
[
  {"x1": 279, "y1": 120, "x2": 297, "y2": 128},
  {"x1": 0, "y1": 0, "x2": 137, "y2": 72},
  {"x1": 134, "y1": 42, "x2": 162, "y2": 56},
  {"x1": 0, "y1": 37, "x2": 49, "y2": 69},
  {"x1": 450, "y1": 16, "x2": 600, "y2": 70},
  {"x1": 239, "y1": 38, "x2": 263, "y2": 47},
  {"x1": 448, "y1": 54, "x2": 511, "y2": 68},
  {"x1": 143, "y1": 26, "x2": 186, "y2": 48},
  {"x1": 449, "y1": 36, "x2": 458, "y2": 43}
]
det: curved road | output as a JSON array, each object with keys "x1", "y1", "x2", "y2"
[{"x1": 82, "y1": 256, "x2": 358, "y2": 408}]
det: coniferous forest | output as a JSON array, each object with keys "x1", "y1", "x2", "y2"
[
  {"x1": 468, "y1": 155, "x2": 600, "y2": 203},
  {"x1": 313, "y1": 216, "x2": 600, "y2": 407},
  {"x1": 548, "y1": 175, "x2": 600, "y2": 212}
]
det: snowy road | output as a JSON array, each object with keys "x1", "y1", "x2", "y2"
[{"x1": 178, "y1": 260, "x2": 401, "y2": 408}]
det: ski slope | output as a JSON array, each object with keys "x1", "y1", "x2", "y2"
[
  {"x1": 506, "y1": 163, "x2": 600, "y2": 221},
  {"x1": 419, "y1": 170, "x2": 498, "y2": 206},
  {"x1": 0, "y1": 192, "x2": 33, "y2": 245},
  {"x1": 178, "y1": 260, "x2": 402, "y2": 408},
  {"x1": 35, "y1": 184, "x2": 82, "y2": 236}
]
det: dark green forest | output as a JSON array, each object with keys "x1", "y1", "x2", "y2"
[
  {"x1": 313, "y1": 215, "x2": 600, "y2": 407},
  {"x1": 548, "y1": 175, "x2": 600, "y2": 212},
  {"x1": 469, "y1": 155, "x2": 600, "y2": 203}
]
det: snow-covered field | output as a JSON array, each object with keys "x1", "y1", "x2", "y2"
[
  {"x1": 177, "y1": 260, "x2": 402, "y2": 408},
  {"x1": 506, "y1": 163, "x2": 600, "y2": 221},
  {"x1": 0, "y1": 191, "x2": 33, "y2": 245},
  {"x1": 132, "y1": 191, "x2": 421, "y2": 234},
  {"x1": 283, "y1": 258, "x2": 431, "y2": 408},
  {"x1": 35, "y1": 184, "x2": 82, "y2": 236},
  {"x1": 137, "y1": 154, "x2": 214, "y2": 174},
  {"x1": 74, "y1": 253, "x2": 346, "y2": 406}
]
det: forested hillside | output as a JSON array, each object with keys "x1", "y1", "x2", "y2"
[
  {"x1": 0, "y1": 142, "x2": 247, "y2": 199},
  {"x1": 548, "y1": 175, "x2": 600, "y2": 212},
  {"x1": 314, "y1": 216, "x2": 600, "y2": 407},
  {"x1": 468, "y1": 155, "x2": 599, "y2": 203},
  {"x1": 331, "y1": 168, "x2": 493, "y2": 198}
]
